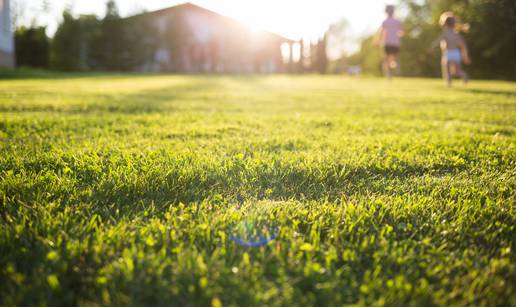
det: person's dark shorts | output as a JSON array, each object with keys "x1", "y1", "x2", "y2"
[{"x1": 384, "y1": 45, "x2": 400, "y2": 55}]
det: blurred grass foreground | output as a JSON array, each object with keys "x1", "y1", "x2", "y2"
[{"x1": 0, "y1": 75, "x2": 515, "y2": 306}]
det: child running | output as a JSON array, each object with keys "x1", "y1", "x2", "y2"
[
  {"x1": 431, "y1": 12, "x2": 470, "y2": 87},
  {"x1": 375, "y1": 5, "x2": 404, "y2": 79}
]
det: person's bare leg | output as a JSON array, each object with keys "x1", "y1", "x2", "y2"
[
  {"x1": 383, "y1": 55, "x2": 392, "y2": 79},
  {"x1": 442, "y1": 58, "x2": 452, "y2": 87},
  {"x1": 393, "y1": 54, "x2": 400, "y2": 75},
  {"x1": 387, "y1": 54, "x2": 396, "y2": 79},
  {"x1": 448, "y1": 62, "x2": 454, "y2": 87}
]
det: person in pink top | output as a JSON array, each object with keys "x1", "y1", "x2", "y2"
[{"x1": 375, "y1": 5, "x2": 404, "y2": 79}]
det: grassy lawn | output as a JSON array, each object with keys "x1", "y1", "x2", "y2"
[{"x1": 0, "y1": 75, "x2": 514, "y2": 306}]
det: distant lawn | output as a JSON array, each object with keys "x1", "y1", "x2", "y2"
[{"x1": 0, "y1": 75, "x2": 514, "y2": 306}]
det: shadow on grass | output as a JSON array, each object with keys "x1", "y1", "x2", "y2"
[
  {"x1": 463, "y1": 88, "x2": 516, "y2": 98},
  {"x1": 4, "y1": 159, "x2": 466, "y2": 219},
  {"x1": 5, "y1": 154, "x2": 467, "y2": 217},
  {"x1": 0, "y1": 80, "x2": 221, "y2": 114},
  {"x1": 0, "y1": 68, "x2": 278, "y2": 81},
  {"x1": 0, "y1": 68, "x2": 142, "y2": 80},
  {"x1": 4, "y1": 158, "x2": 468, "y2": 220},
  {"x1": 0, "y1": 68, "x2": 217, "y2": 81}
]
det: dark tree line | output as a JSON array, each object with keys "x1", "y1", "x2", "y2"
[
  {"x1": 15, "y1": 0, "x2": 156, "y2": 71},
  {"x1": 15, "y1": 26, "x2": 49, "y2": 68},
  {"x1": 51, "y1": 0, "x2": 156, "y2": 71}
]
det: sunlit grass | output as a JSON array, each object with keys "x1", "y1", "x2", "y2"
[{"x1": 1, "y1": 75, "x2": 514, "y2": 306}]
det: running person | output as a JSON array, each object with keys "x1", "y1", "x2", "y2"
[
  {"x1": 376, "y1": 5, "x2": 404, "y2": 79},
  {"x1": 431, "y1": 12, "x2": 470, "y2": 87}
]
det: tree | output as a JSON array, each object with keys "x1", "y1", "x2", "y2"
[
  {"x1": 400, "y1": 0, "x2": 516, "y2": 79},
  {"x1": 93, "y1": 0, "x2": 129, "y2": 70},
  {"x1": 347, "y1": 36, "x2": 382, "y2": 76},
  {"x1": 51, "y1": 11, "x2": 101, "y2": 71},
  {"x1": 15, "y1": 26, "x2": 49, "y2": 68},
  {"x1": 105, "y1": 0, "x2": 119, "y2": 19},
  {"x1": 296, "y1": 39, "x2": 306, "y2": 73},
  {"x1": 325, "y1": 18, "x2": 350, "y2": 60},
  {"x1": 398, "y1": 0, "x2": 441, "y2": 77},
  {"x1": 50, "y1": 10, "x2": 82, "y2": 70},
  {"x1": 462, "y1": 0, "x2": 516, "y2": 79},
  {"x1": 314, "y1": 35, "x2": 328, "y2": 74},
  {"x1": 50, "y1": 0, "x2": 157, "y2": 72},
  {"x1": 120, "y1": 14, "x2": 159, "y2": 70},
  {"x1": 11, "y1": 0, "x2": 53, "y2": 31}
]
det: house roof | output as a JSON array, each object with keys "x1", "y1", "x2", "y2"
[{"x1": 129, "y1": 2, "x2": 294, "y2": 43}]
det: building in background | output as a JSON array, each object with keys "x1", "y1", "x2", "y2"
[
  {"x1": 131, "y1": 3, "x2": 294, "y2": 73},
  {"x1": 0, "y1": 0, "x2": 14, "y2": 68},
  {"x1": 51, "y1": 2, "x2": 299, "y2": 73}
]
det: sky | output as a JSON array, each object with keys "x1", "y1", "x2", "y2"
[{"x1": 14, "y1": 0, "x2": 402, "y2": 54}]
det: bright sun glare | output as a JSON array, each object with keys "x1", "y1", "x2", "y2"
[
  {"x1": 189, "y1": 0, "x2": 391, "y2": 54},
  {"x1": 198, "y1": 0, "x2": 372, "y2": 40},
  {"x1": 22, "y1": 0, "x2": 391, "y2": 54},
  {"x1": 223, "y1": 0, "x2": 392, "y2": 56}
]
